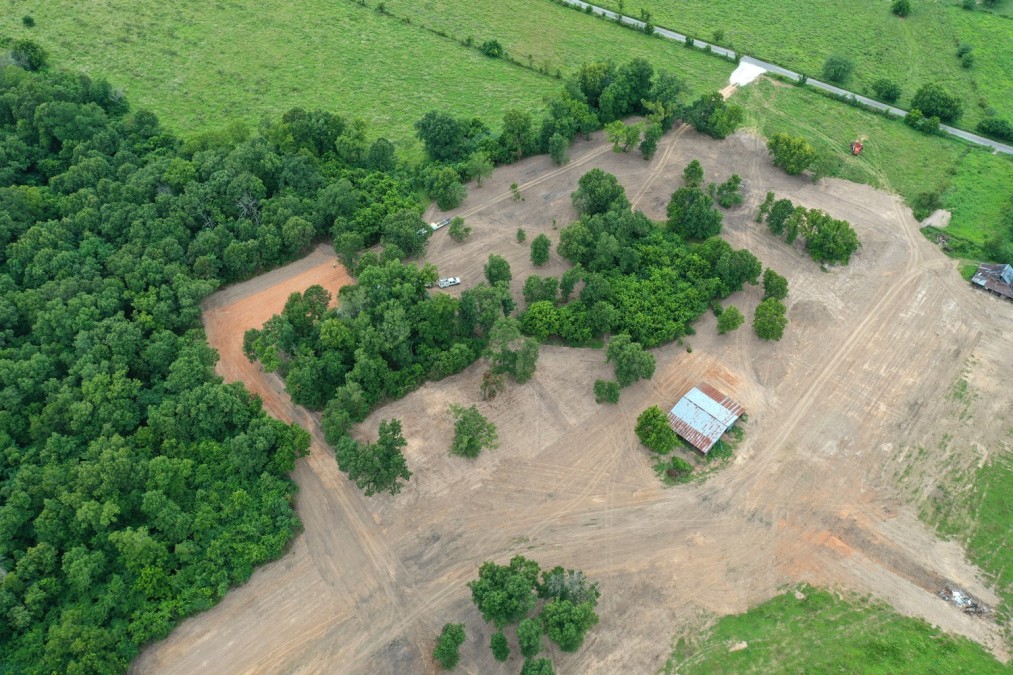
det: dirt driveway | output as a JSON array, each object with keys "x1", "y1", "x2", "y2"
[{"x1": 134, "y1": 127, "x2": 1012, "y2": 674}]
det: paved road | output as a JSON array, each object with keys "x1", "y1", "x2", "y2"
[{"x1": 561, "y1": 0, "x2": 1013, "y2": 155}]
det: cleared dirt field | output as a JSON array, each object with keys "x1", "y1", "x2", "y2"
[{"x1": 135, "y1": 126, "x2": 1012, "y2": 674}]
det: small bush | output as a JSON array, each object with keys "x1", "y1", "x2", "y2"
[
  {"x1": 594, "y1": 379, "x2": 621, "y2": 404},
  {"x1": 910, "y1": 83, "x2": 962, "y2": 123},
  {"x1": 531, "y1": 234, "x2": 551, "y2": 266},
  {"x1": 911, "y1": 191, "x2": 942, "y2": 221},
  {"x1": 22, "y1": 15, "x2": 35, "y2": 27},
  {"x1": 434, "y1": 624, "x2": 466, "y2": 670},
  {"x1": 655, "y1": 455, "x2": 694, "y2": 484},
  {"x1": 891, "y1": 0, "x2": 911, "y2": 17},
  {"x1": 480, "y1": 39, "x2": 504, "y2": 58},
  {"x1": 822, "y1": 55, "x2": 854, "y2": 84},
  {"x1": 491, "y1": 632, "x2": 510, "y2": 662},
  {"x1": 717, "y1": 306, "x2": 744, "y2": 334},
  {"x1": 636, "y1": 406, "x2": 679, "y2": 454},
  {"x1": 709, "y1": 174, "x2": 744, "y2": 208},
  {"x1": 10, "y1": 39, "x2": 47, "y2": 71},
  {"x1": 961, "y1": 52, "x2": 975, "y2": 68},
  {"x1": 682, "y1": 159, "x2": 704, "y2": 188},
  {"x1": 516, "y1": 228, "x2": 527, "y2": 243},
  {"x1": 756, "y1": 191, "x2": 776, "y2": 223},
  {"x1": 871, "y1": 78, "x2": 901, "y2": 104},
  {"x1": 448, "y1": 217, "x2": 471, "y2": 242},
  {"x1": 976, "y1": 118, "x2": 1013, "y2": 143},
  {"x1": 962, "y1": 0, "x2": 975, "y2": 8}
]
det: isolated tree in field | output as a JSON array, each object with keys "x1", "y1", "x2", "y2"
[
  {"x1": 709, "y1": 174, "x2": 744, "y2": 208},
  {"x1": 531, "y1": 234, "x2": 551, "y2": 266},
  {"x1": 762, "y1": 268, "x2": 789, "y2": 300},
  {"x1": 541, "y1": 599, "x2": 600, "y2": 652},
  {"x1": 449, "y1": 404, "x2": 498, "y2": 458},
  {"x1": 891, "y1": 0, "x2": 911, "y2": 17},
  {"x1": 485, "y1": 254, "x2": 512, "y2": 285},
  {"x1": 753, "y1": 298, "x2": 788, "y2": 341},
  {"x1": 667, "y1": 187, "x2": 722, "y2": 239},
  {"x1": 548, "y1": 132, "x2": 569, "y2": 165},
  {"x1": 11, "y1": 39, "x2": 47, "y2": 71},
  {"x1": 434, "y1": 623, "x2": 466, "y2": 670},
  {"x1": 801, "y1": 209, "x2": 861, "y2": 264},
  {"x1": 571, "y1": 169, "x2": 630, "y2": 215},
  {"x1": 518, "y1": 617, "x2": 544, "y2": 658},
  {"x1": 521, "y1": 658, "x2": 556, "y2": 675},
  {"x1": 415, "y1": 111, "x2": 468, "y2": 163},
  {"x1": 594, "y1": 379, "x2": 621, "y2": 404},
  {"x1": 910, "y1": 83, "x2": 962, "y2": 123},
  {"x1": 487, "y1": 317, "x2": 540, "y2": 383},
  {"x1": 717, "y1": 306, "x2": 744, "y2": 334},
  {"x1": 469, "y1": 555, "x2": 541, "y2": 628},
  {"x1": 467, "y1": 152, "x2": 494, "y2": 186},
  {"x1": 517, "y1": 228, "x2": 527, "y2": 243},
  {"x1": 606, "y1": 334, "x2": 656, "y2": 387},
  {"x1": 635, "y1": 406, "x2": 679, "y2": 454},
  {"x1": 871, "y1": 78, "x2": 901, "y2": 104},
  {"x1": 767, "y1": 133, "x2": 817, "y2": 176},
  {"x1": 448, "y1": 217, "x2": 471, "y2": 242},
  {"x1": 491, "y1": 632, "x2": 510, "y2": 662},
  {"x1": 335, "y1": 419, "x2": 412, "y2": 496},
  {"x1": 430, "y1": 167, "x2": 467, "y2": 210},
  {"x1": 821, "y1": 55, "x2": 854, "y2": 84},
  {"x1": 682, "y1": 159, "x2": 704, "y2": 188},
  {"x1": 481, "y1": 39, "x2": 505, "y2": 58}
]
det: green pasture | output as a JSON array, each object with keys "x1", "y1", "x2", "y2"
[
  {"x1": 737, "y1": 79, "x2": 1013, "y2": 248},
  {"x1": 0, "y1": 0, "x2": 559, "y2": 146},
  {"x1": 592, "y1": 0, "x2": 1013, "y2": 129},
  {"x1": 379, "y1": 0, "x2": 732, "y2": 95},
  {"x1": 665, "y1": 585, "x2": 1007, "y2": 673}
]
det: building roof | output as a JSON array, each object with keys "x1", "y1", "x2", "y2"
[
  {"x1": 971, "y1": 263, "x2": 1013, "y2": 300},
  {"x1": 667, "y1": 384, "x2": 744, "y2": 454}
]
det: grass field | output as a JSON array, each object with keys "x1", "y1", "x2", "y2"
[
  {"x1": 922, "y1": 453, "x2": 1013, "y2": 630},
  {"x1": 736, "y1": 79, "x2": 1013, "y2": 249},
  {"x1": 0, "y1": 0, "x2": 731, "y2": 144},
  {"x1": 379, "y1": 0, "x2": 731, "y2": 94},
  {"x1": 0, "y1": 0, "x2": 561, "y2": 147},
  {"x1": 591, "y1": 0, "x2": 1013, "y2": 130},
  {"x1": 664, "y1": 585, "x2": 1008, "y2": 673}
]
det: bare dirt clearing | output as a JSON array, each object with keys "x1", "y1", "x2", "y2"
[{"x1": 135, "y1": 128, "x2": 1012, "y2": 674}]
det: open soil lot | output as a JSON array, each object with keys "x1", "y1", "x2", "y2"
[{"x1": 135, "y1": 126, "x2": 1012, "y2": 673}]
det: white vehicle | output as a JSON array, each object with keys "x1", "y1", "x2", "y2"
[
  {"x1": 430, "y1": 218, "x2": 452, "y2": 231},
  {"x1": 437, "y1": 277, "x2": 461, "y2": 289}
]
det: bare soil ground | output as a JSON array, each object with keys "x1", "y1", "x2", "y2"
[{"x1": 134, "y1": 127, "x2": 1012, "y2": 674}]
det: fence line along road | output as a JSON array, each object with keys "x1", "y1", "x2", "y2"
[{"x1": 559, "y1": 0, "x2": 1013, "y2": 155}]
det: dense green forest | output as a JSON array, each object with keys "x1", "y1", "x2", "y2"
[{"x1": 0, "y1": 61, "x2": 421, "y2": 671}]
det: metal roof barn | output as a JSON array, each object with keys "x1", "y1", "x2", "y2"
[{"x1": 667, "y1": 384, "x2": 744, "y2": 454}]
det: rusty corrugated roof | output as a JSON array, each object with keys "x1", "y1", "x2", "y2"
[{"x1": 667, "y1": 385, "x2": 744, "y2": 454}]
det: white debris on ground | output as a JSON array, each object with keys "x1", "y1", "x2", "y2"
[
  {"x1": 729, "y1": 641, "x2": 749, "y2": 652},
  {"x1": 939, "y1": 586, "x2": 991, "y2": 616},
  {"x1": 729, "y1": 61, "x2": 767, "y2": 86}
]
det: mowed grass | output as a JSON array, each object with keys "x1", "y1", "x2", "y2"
[
  {"x1": 736, "y1": 78, "x2": 1013, "y2": 247},
  {"x1": 380, "y1": 0, "x2": 732, "y2": 96},
  {"x1": 923, "y1": 454, "x2": 1013, "y2": 629},
  {"x1": 593, "y1": 0, "x2": 1013, "y2": 129},
  {"x1": 943, "y1": 151, "x2": 1013, "y2": 246},
  {"x1": 0, "y1": 0, "x2": 559, "y2": 145},
  {"x1": 664, "y1": 585, "x2": 1007, "y2": 674}
]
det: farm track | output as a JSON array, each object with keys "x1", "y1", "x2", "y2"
[{"x1": 134, "y1": 129, "x2": 1012, "y2": 674}]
